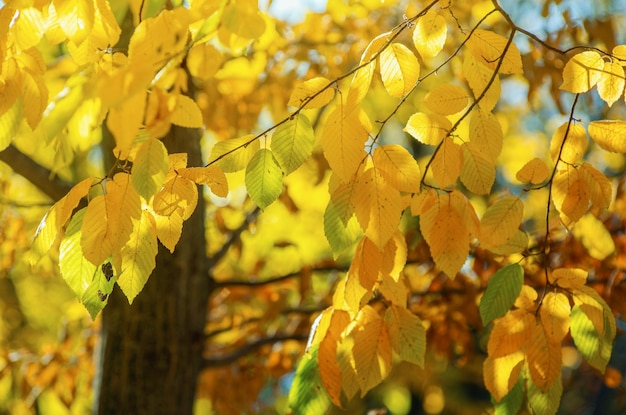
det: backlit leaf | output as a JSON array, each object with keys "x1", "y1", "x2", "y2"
[
  {"x1": 404, "y1": 112, "x2": 451, "y2": 146},
  {"x1": 560, "y1": 51, "x2": 604, "y2": 93},
  {"x1": 349, "y1": 236, "x2": 383, "y2": 293},
  {"x1": 479, "y1": 264, "x2": 524, "y2": 326},
  {"x1": 271, "y1": 113, "x2": 315, "y2": 175},
  {"x1": 318, "y1": 311, "x2": 350, "y2": 407},
  {"x1": 469, "y1": 109, "x2": 503, "y2": 163},
  {"x1": 81, "y1": 195, "x2": 116, "y2": 266},
  {"x1": 351, "y1": 305, "x2": 392, "y2": 396},
  {"x1": 131, "y1": 137, "x2": 169, "y2": 200},
  {"x1": 372, "y1": 144, "x2": 421, "y2": 192},
  {"x1": 526, "y1": 324, "x2": 563, "y2": 391},
  {"x1": 321, "y1": 106, "x2": 369, "y2": 182},
  {"x1": 352, "y1": 167, "x2": 403, "y2": 250},
  {"x1": 466, "y1": 29, "x2": 523, "y2": 75},
  {"x1": 413, "y1": 10, "x2": 446, "y2": 59},
  {"x1": 540, "y1": 292, "x2": 571, "y2": 344},
  {"x1": 460, "y1": 142, "x2": 495, "y2": 195},
  {"x1": 597, "y1": 61, "x2": 625, "y2": 106},
  {"x1": 527, "y1": 372, "x2": 563, "y2": 415},
  {"x1": 55, "y1": 0, "x2": 95, "y2": 45},
  {"x1": 431, "y1": 136, "x2": 462, "y2": 188},
  {"x1": 379, "y1": 42, "x2": 420, "y2": 98},
  {"x1": 570, "y1": 305, "x2": 610, "y2": 372},
  {"x1": 170, "y1": 95, "x2": 203, "y2": 128},
  {"x1": 288, "y1": 77, "x2": 335, "y2": 109},
  {"x1": 153, "y1": 176, "x2": 198, "y2": 219},
  {"x1": 346, "y1": 32, "x2": 389, "y2": 108},
  {"x1": 245, "y1": 148, "x2": 283, "y2": 209},
  {"x1": 59, "y1": 208, "x2": 97, "y2": 299},
  {"x1": 493, "y1": 378, "x2": 523, "y2": 415},
  {"x1": 483, "y1": 351, "x2": 524, "y2": 402},
  {"x1": 488, "y1": 309, "x2": 535, "y2": 358},
  {"x1": 288, "y1": 346, "x2": 332, "y2": 415},
  {"x1": 549, "y1": 268, "x2": 587, "y2": 290},
  {"x1": 588, "y1": 120, "x2": 626, "y2": 153},
  {"x1": 221, "y1": 2, "x2": 265, "y2": 39},
  {"x1": 573, "y1": 213, "x2": 615, "y2": 260},
  {"x1": 0, "y1": 98, "x2": 23, "y2": 152},
  {"x1": 324, "y1": 201, "x2": 360, "y2": 257},
  {"x1": 463, "y1": 52, "x2": 501, "y2": 112},
  {"x1": 552, "y1": 166, "x2": 590, "y2": 226},
  {"x1": 549, "y1": 122, "x2": 587, "y2": 164},
  {"x1": 116, "y1": 209, "x2": 158, "y2": 303},
  {"x1": 154, "y1": 210, "x2": 183, "y2": 253},
  {"x1": 187, "y1": 43, "x2": 222, "y2": 80},
  {"x1": 178, "y1": 166, "x2": 229, "y2": 198},
  {"x1": 580, "y1": 163, "x2": 612, "y2": 210},
  {"x1": 208, "y1": 134, "x2": 260, "y2": 173},
  {"x1": 516, "y1": 158, "x2": 550, "y2": 184},
  {"x1": 384, "y1": 305, "x2": 426, "y2": 367},
  {"x1": 424, "y1": 84, "x2": 469, "y2": 115},
  {"x1": 480, "y1": 196, "x2": 524, "y2": 248},
  {"x1": 107, "y1": 90, "x2": 147, "y2": 160}
]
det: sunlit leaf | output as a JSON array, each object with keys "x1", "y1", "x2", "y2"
[
  {"x1": 597, "y1": 61, "x2": 625, "y2": 106},
  {"x1": 479, "y1": 264, "x2": 524, "y2": 326},
  {"x1": 483, "y1": 351, "x2": 524, "y2": 402},
  {"x1": 187, "y1": 43, "x2": 222, "y2": 80},
  {"x1": 527, "y1": 372, "x2": 563, "y2": 415},
  {"x1": 404, "y1": 112, "x2": 451, "y2": 146},
  {"x1": 588, "y1": 120, "x2": 626, "y2": 153},
  {"x1": 178, "y1": 166, "x2": 229, "y2": 198},
  {"x1": 468, "y1": 109, "x2": 503, "y2": 163},
  {"x1": 460, "y1": 142, "x2": 495, "y2": 195},
  {"x1": 424, "y1": 84, "x2": 469, "y2": 115},
  {"x1": 463, "y1": 52, "x2": 501, "y2": 112},
  {"x1": 154, "y1": 210, "x2": 183, "y2": 253},
  {"x1": 245, "y1": 148, "x2": 283, "y2": 209},
  {"x1": 493, "y1": 378, "x2": 523, "y2": 415},
  {"x1": 221, "y1": 2, "x2": 265, "y2": 39},
  {"x1": 549, "y1": 268, "x2": 587, "y2": 290},
  {"x1": 379, "y1": 42, "x2": 420, "y2": 98},
  {"x1": 488, "y1": 309, "x2": 535, "y2": 358},
  {"x1": 288, "y1": 77, "x2": 335, "y2": 109},
  {"x1": 516, "y1": 158, "x2": 550, "y2": 184},
  {"x1": 573, "y1": 213, "x2": 616, "y2": 260},
  {"x1": 549, "y1": 122, "x2": 587, "y2": 164},
  {"x1": 466, "y1": 29, "x2": 523, "y2": 75},
  {"x1": 384, "y1": 305, "x2": 426, "y2": 367},
  {"x1": 580, "y1": 163, "x2": 612, "y2": 210},
  {"x1": 153, "y1": 176, "x2": 198, "y2": 219},
  {"x1": 107, "y1": 90, "x2": 147, "y2": 160},
  {"x1": 289, "y1": 347, "x2": 331, "y2": 415},
  {"x1": 271, "y1": 113, "x2": 315, "y2": 175},
  {"x1": 170, "y1": 95, "x2": 203, "y2": 128},
  {"x1": 131, "y1": 137, "x2": 169, "y2": 200},
  {"x1": 540, "y1": 292, "x2": 571, "y2": 344},
  {"x1": 560, "y1": 51, "x2": 604, "y2": 93},
  {"x1": 321, "y1": 106, "x2": 368, "y2": 182},
  {"x1": 372, "y1": 144, "x2": 421, "y2": 192},
  {"x1": 413, "y1": 10, "x2": 446, "y2": 59},
  {"x1": 0, "y1": 99, "x2": 23, "y2": 152},
  {"x1": 59, "y1": 208, "x2": 98, "y2": 299},
  {"x1": 430, "y1": 136, "x2": 462, "y2": 188},
  {"x1": 208, "y1": 134, "x2": 260, "y2": 173}
]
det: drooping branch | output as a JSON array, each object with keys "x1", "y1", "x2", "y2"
[{"x1": 0, "y1": 145, "x2": 74, "y2": 202}]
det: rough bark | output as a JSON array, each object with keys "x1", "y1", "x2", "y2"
[{"x1": 93, "y1": 123, "x2": 211, "y2": 415}]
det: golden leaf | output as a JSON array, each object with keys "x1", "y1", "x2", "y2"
[
  {"x1": 170, "y1": 95, "x2": 203, "y2": 128},
  {"x1": 413, "y1": 9, "x2": 447, "y2": 59},
  {"x1": 321, "y1": 106, "x2": 368, "y2": 182},
  {"x1": 178, "y1": 166, "x2": 229, "y2": 198},
  {"x1": 479, "y1": 196, "x2": 524, "y2": 248},
  {"x1": 153, "y1": 176, "x2": 198, "y2": 220},
  {"x1": 349, "y1": 236, "x2": 383, "y2": 293},
  {"x1": 187, "y1": 43, "x2": 222, "y2": 80},
  {"x1": 560, "y1": 51, "x2": 604, "y2": 93},
  {"x1": 540, "y1": 292, "x2": 571, "y2": 344},
  {"x1": 385, "y1": 305, "x2": 426, "y2": 367},
  {"x1": 573, "y1": 213, "x2": 616, "y2": 261},
  {"x1": 466, "y1": 29, "x2": 523, "y2": 75},
  {"x1": 588, "y1": 120, "x2": 626, "y2": 153},
  {"x1": 548, "y1": 268, "x2": 588, "y2": 290},
  {"x1": 379, "y1": 42, "x2": 420, "y2": 98},
  {"x1": 469, "y1": 110, "x2": 503, "y2": 163},
  {"x1": 463, "y1": 52, "x2": 501, "y2": 112},
  {"x1": 483, "y1": 352, "x2": 524, "y2": 402},
  {"x1": 549, "y1": 122, "x2": 587, "y2": 164},
  {"x1": 288, "y1": 77, "x2": 335, "y2": 109},
  {"x1": 487, "y1": 309, "x2": 535, "y2": 357},
  {"x1": 526, "y1": 324, "x2": 562, "y2": 391},
  {"x1": 404, "y1": 112, "x2": 451, "y2": 146},
  {"x1": 552, "y1": 166, "x2": 590, "y2": 226},
  {"x1": 424, "y1": 84, "x2": 469, "y2": 115},
  {"x1": 346, "y1": 32, "x2": 389, "y2": 108},
  {"x1": 460, "y1": 142, "x2": 495, "y2": 195},
  {"x1": 154, "y1": 210, "x2": 183, "y2": 253},
  {"x1": 372, "y1": 144, "x2": 420, "y2": 192},
  {"x1": 107, "y1": 90, "x2": 147, "y2": 160},
  {"x1": 516, "y1": 158, "x2": 550, "y2": 184},
  {"x1": 514, "y1": 285, "x2": 538, "y2": 311},
  {"x1": 80, "y1": 195, "x2": 116, "y2": 265},
  {"x1": 431, "y1": 136, "x2": 462, "y2": 188},
  {"x1": 580, "y1": 163, "x2": 612, "y2": 210},
  {"x1": 597, "y1": 61, "x2": 625, "y2": 106}
]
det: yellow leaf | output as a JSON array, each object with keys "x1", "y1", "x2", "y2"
[
  {"x1": 80, "y1": 195, "x2": 116, "y2": 265},
  {"x1": 404, "y1": 112, "x2": 451, "y2": 146},
  {"x1": 580, "y1": 163, "x2": 612, "y2": 210},
  {"x1": 107, "y1": 90, "x2": 147, "y2": 160},
  {"x1": 526, "y1": 324, "x2": 562, "y2": 391},
  {"x1": 588, "y1": 120, "x2": 626, "y2": 153},
  {"x1": 372, "y1": 144, "x2": 420, "y2": 192},
  {"x1": 549, "y1": 122, "x2": 587, "y2": 163},
  {"x1": 460, "y1": 142, "x2": 495, "y2": 195},
  {"x1": 466, "y1": 29, "x2": 523, "y2": 75},
  {"x1": 153, "y1": 176, "x2": 198, "y2": 220},
  {"x1": 486, "y1": 229, "x2": 529, "y2": 256},
  {"x1": 11, "y1": 7, "x2": 45, "y2": 50},
  {"x1": 540, "y1": 292, "x2": 571, "y2": 344},
  {"x1": 573, "y1": 213, "x2": 616, "y2": 261},
  {"x1": 116, "y1": 209, "x2": 158, "y2": 303},
  {"x1": 613, "y1": 45, "x2": 626, "y2": 64},
  {"x1": 560, "y1": 51, "x2": 604, "y2": 93},
  {"x1": 483, "y1": 352, "x2": 524, "y2": 402},
  {"x1": 318, "y1": 310, "x2": 350, "y2": 407},
  {"x1": 385, "y1": 305, "x2": 426, "y2": 367},
  {"x1": 21, "y1": 69, "x2": 48, "y2": 129},
  {"x1": 420, "y1": 192, "x2": 471, "y2": 277},
  {"x1": 321, "y1": 106, "x2": 368, "y2": 182},
  {"x1": 548, "y1": 268, "x2": 587, "y2": 291},
  {"x1": 154, "y1": 210, "x2": 183, "y2": 253},
  {"x1": 516, "y1": 158, "x2": 550, "y2": 184},
  {"x1": 552, "y1": 166, "x2": 590, "y2": 226},
  {"x1": 480, "y1": 196, "x2": 524, "y2": 248},
  {"x1": 597, "y1": 61, "x2": 625, "y2": 106},
  {"x1": 379, "y1": 231, "x2": 407, "y2": 283},
  {"x1": 178, "y1": 166, "x2": 228, "y2": 198},
  {"x1": 352, "y1": 167, "x2": 403, "y2": 250},
  {"x1": 487, "y1": 309, "x2": 535, "y2": 357},
  {"x1": 424, "y1": 84, "x2": 469, "y2": 115},
  {"x1": 288, "y1": 77, "x2": 335, "y2": 109},
  {"x1": 105, "y1": 173, "x2": 142, "y2": 250},
  {"x1": 377, "y1": 273, "x2": 408, "y2": 306},
  {"x1": 351, "y1": 305, "x2": 392, "y2": 396},
  {"x1": 187, "y1": 43, "x2": 222, "y2": 80},
  {"x1": 54, "y1": 0, "x2": 95, "y2": 45},
  {"x1": 131, "y1": 137, "x2": 169, "y2": 200},
  {"x1": 221, "y1": 2, "x2": 265, "y2": 39},
  {"x1": 410, "y1": 188, "x2": 438, "y2": 216},
  {"x1": 431, "y1": 136, "x2": 462, "y2": 188},
  {"x1": 514, "y1": 285, "x2": 538, "y2": 311},
  {"x1": 463, "y1": 52, "x2": 501, "y2": 112},
  {"x1": 469, "y1": 109, "x2": 503, "y2": 163},
  {"x1": 379, "y1": 43, "x2": 420, "y2": 98},
  {"x1": 170, "y1": 95, "x2": 203, "y2": 128},
  {"x1": 413, "y1": 10, "x2": 447, "y2": 59},
  {"x1": 208, "y1": 134, "x2": 260, "y2": 173},
  {"x1": 349, "y1": 236, "x2": 383, "y2": 293},
  {"x1": 346, "y1": 32, "x2": 389, "y2": 108}
]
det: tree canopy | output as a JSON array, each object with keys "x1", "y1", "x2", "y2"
[{"x1": 1, "y1": 0, "x2": 626, "y2": 414}]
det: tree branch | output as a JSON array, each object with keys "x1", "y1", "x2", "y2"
[
  {"x1": 208, "y1": 206, "x2": 261, "y2": 270},
  {"x1": 213, "y1": 263, "x2": 348, "y2": 288},
  {"x1": 0, "y1": 145, "x2": 74, "y2": 202},
  {"x1": 202, "y1": 333, "x2": 309, "y2": 368}
]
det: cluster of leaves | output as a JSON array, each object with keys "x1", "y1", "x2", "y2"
[{"x1": 1, "y1": 0, "x2": 626, "y2": 413}]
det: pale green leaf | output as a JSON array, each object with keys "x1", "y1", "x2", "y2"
[
  {"x1": 271, "y1": 113, "x2": 315, "y2": 175},
  {"x1": 526, "y1": 373, "x2": 563, "y2": 415},
  {"x1": 480, "y1": 264, "x2": 524, "y2": 326},
  {"x1": 59, "y1": 208, "x2": 97, "y2": 299},
  {"x1": 384, "y1": 305, "x2": 426, "y2": 367},
  {"x1": 288, "y1": 346, "x2": 332, "y2": 415},
  {"x1": 494, "y1": 377, "x2": 523, "y2": 415},
  {"x1": 245, "y1": 148, "x2": 283, "y2": 209}
]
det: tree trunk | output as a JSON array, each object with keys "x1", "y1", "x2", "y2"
[{"x1": 93, "y1": 123, "x2": 211, "y2": 415}]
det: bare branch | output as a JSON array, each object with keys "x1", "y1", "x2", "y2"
[
  {"x1": 0, "y1": 145, "x2": 74, "y2": 202},
  {"x1": 213, "y1": 263, "x2": 348, "y2": 288}
]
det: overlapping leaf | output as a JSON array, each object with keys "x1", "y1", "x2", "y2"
[
  {"x1": 424, "y1": 84, "x2": 469, "y2": 115},
  {"x1": 479, "y1": 264, "x2": 524, "y2": 326},
  {"x1": 431, "y1": 137, "x2": 462, "y2": 188},
  {"x1": 413, "y1": 10, "x2": 447, "y2": 59},
  {"x1": 404, "y1": 112, "x2": 451, "y2": 145},
  {"x1": 271, "y1": 113, "x2": 315, "y2": 175},
  {"x1": 379, "y1": 43, "x2": 420, "y2": 98},
  {"x1": 560, "y1": 51, "x2": 604, "y2": 93},
  {"x1": 372, "y1": 144, "x2": 420, "y2": 192}
]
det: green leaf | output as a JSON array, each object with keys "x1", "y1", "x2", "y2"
[
  {"x1": 116, "y1": 210, "x2": 158, "y2": 304},
  {"x1": 131, "y1": 137, "x2": 169, "y2": 200},
  {"x1": 288, "y1": 346, "x2": 332, "y2": 415},
  {"x1": 479, "y1": 264, "x2": 524, "y2": 326},
  {"x1": 59, "y1": 208, "x2": 97, "y2": 299},
  {"x1": 0, "y1": 98, "x2": 23, "y2": 152},
  {"x1": 570, "y1": 304, "x2": 612, "y2": 371},
  {"x1": 384, "y1": 305, "x2": 426, "y2": 367},
  {"x1": 82, "y1": 261, "x2": 117, "y2": 320},
  {"x1": 526, "y1": 373, "x2": 562, "y2": 415},
  {"x1": 245, "y1": 148, "x2": 283, "y2": 209},
  {"x1": 494, "y1": 376, "x2": 523, "y2": 415},
  {"x1": 324, "y1": 200, "x2": 360, "y2": 257},
  {"x1": 270, "y1": 113, "x2": 315, "y2": 175}
]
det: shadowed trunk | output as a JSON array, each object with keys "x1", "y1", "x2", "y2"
[{"x1": 93, "y1": 123, "x2": 211, "y2": 415}]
